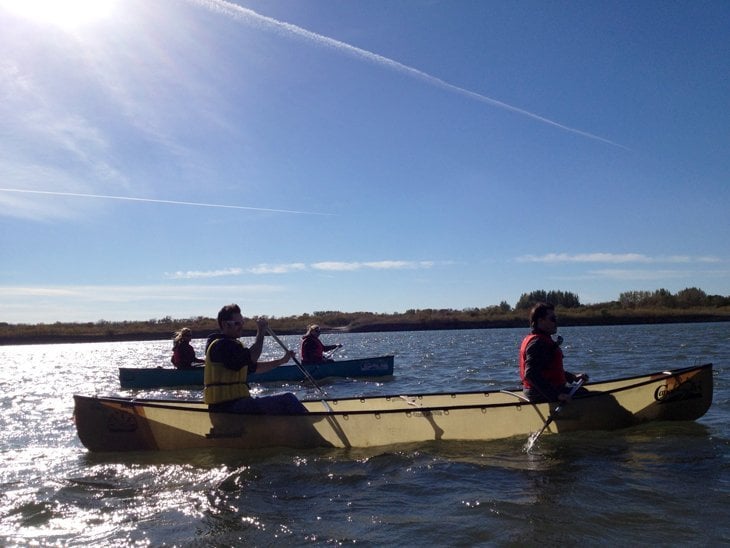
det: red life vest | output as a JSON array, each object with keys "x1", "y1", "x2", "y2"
[
  {"x1": 519, "y1": 332, "x2": 566, "y2": 389},
  {"x1": 171, "y1": 343, "x2": 196, "y2": 369},
  {"x1": 300, "y1": 334, "x2": 325, "y2": 364}
]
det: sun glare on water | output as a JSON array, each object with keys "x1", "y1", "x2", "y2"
[{"x1": 0, "y1": 0, "x2": 117, "y2": 30}]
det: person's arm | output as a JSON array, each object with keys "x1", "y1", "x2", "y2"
[
  {"x1": 211, "y1": 339, "x2": 253, "y2": 371},
  {"x1": 248, "y1": 317, "x2": 267, "y2": 362},
  {"x1": 523, "y1": 338, "x2": 561, "y2": 401},
  {"x1": 565, "y1": 371, "x2": 589, "y2": 384},
  {"x1": 322, "y1": 343, "x2": 341, "y2": 352},
  {"x1": 183, "y1": 343, "x2": 205, "y2": 366},
  {"x1": 184, "y1": 342, "x2": 204, "y2": 363},
  {"x1": 253, "y1": 350, "x2": 295, "y2": 375}
]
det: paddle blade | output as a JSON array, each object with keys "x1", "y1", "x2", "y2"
[
  {"x1": 523, "y1": 379, "x2": 584, "y2": 452},
  {"x1": 524, "y1": 418, "x2": 551, "y2": 452},
  {"x1": 523, "y1": 431, "x2": 541, "y2": 453}
]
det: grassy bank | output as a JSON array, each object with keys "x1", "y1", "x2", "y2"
[{"x1": 1, "y1": 306, "x2": 729, "y2": 345}]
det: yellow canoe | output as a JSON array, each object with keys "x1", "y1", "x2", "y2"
[{"x1": 74, "y1": 363, "x2": 712, "y2": 452}]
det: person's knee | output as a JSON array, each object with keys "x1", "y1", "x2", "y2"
[{"x1": 280, "y1": 393, "x2": 309, "y2": 414}]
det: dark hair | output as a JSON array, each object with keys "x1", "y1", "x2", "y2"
[
  {"x1": 217, "y1": 303, "x2": 241, "y2": 328},
  {"x1": 529, "y1": 302, "x2": 555, "y2": 328}
]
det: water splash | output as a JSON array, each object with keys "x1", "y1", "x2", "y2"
[{"x1": 523, "y1": 431, "x2": 541, "y2": 453}]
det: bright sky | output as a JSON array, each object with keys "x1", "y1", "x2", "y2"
[{"x1": 1, "y1": 0, "x2": 728, "y2": 324}]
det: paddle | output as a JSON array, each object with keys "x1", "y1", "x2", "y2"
[
  {"x1": 524, "y1": 378, "x2": 585, "y2": 452},
  {"x1": 324, "y1": 345, "x2": 342, "y2": 359},
  {"x1": 266, "y1": 327, "x2": 332, "y2": 411}
]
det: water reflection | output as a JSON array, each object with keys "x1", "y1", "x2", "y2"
[{"x1": 0, "y1": 323, "x2": 728, "y2": 545}]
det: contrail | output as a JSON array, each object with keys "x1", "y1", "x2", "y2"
[
  {"x1": 193, "y1": 0, "x2": 628, "y2": 150},
  {"x1": 0, "y1": 188, "x2": 333, "y2": 216}
]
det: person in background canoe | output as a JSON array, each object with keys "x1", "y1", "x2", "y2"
[
  {"x1": 519, "y1": 302, "x2": 589, "y2": 403},
  {"x1": 204, "y1": 303, "x2": 307, "y2": 414},
  {"x1": 300, "y1": 324, "x2": 343, "y2": 364},
  {"x1": 171, "y1": 327, "x2": 205, "y2": 369}
]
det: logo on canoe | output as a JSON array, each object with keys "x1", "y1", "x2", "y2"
[
  {"x1": 106, "y1": 410, "x2": 138, "y2": 432},
  {"x1": 654, "y1": 380, "x2": 702, "y2": 403}
]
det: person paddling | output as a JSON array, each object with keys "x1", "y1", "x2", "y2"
[
  {"x1": 171, "y1": 327, "x2": 204, "y2": 369},
  {"x1": 519, "y1": 302, "x2": 589, "y2": 403},
  {"x1": 300, "y1": 324, "x2": 343, "y2": 365},
  {"x1": 204, "y1": 304, "x2": 307, "y2": 414}
]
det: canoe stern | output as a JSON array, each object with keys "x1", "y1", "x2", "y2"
[{"x1": 73, "y1": 395, "x2": 161, "y2": 452}]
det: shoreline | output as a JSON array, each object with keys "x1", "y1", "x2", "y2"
[{"x1": 2, "y1": 314, "x2": 728, "y2": 346}]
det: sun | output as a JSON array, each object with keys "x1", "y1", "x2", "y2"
[{"x1": 0, "y1": 0, "x2": 117, "y2": 30}]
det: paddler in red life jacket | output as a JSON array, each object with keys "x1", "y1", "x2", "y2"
[
  {"x1": 519, "y1": 302, "x2": 589, "y2": 403},
  {"x1": 300, "y1": 324, "x2": 343, "y2": 365},
  {"x1": 171, "y1": 327, "x2": 205, "y2": 369}
]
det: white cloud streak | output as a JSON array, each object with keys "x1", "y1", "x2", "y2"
[
  {"x1": 192, "y1": 0, "x2": 627, "y2": 150},
  {"x1": 247, "y1": 263, "x2": 308, "y2": 275},
  {"x1": 164, "y1": 260, "x2": 438, "y2": 279},
  {"x1": 584, "y1": 267, "x2": 730, "y2": 281},
  {"x1": 165, "y1": 268, "x2": 244, "y2": 280},
  {"x1": 0, "y1": 283, "x2": 284, "y2": 300},
  {"x1": 0, "y1": 188, "x2": 333, "y2": 216},
  {"x1": 0, "y1": 283, "x2": 287, "y2": 322},
  {"x1": 312, "y1": 260, "x2": 435, "y2": 271},
  {"x1": 516, "y1": 253, "x2": 721, "y2": 264},
  {"x1": 587, "y1": 269, "x2": 696, "y2": 281}
]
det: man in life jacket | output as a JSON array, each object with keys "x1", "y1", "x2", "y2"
[
  {"x1": 519, "y1": 302, "x2": 589, "y2": 403},
  {"x1": 204, "y1": 303, "x2": 307, "y2": 414}
]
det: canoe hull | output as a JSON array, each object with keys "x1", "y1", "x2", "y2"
[
  {"x1": 118, "y1": 355, "x2": 395, "y2": 389},
  {"x1": 76, "y1": 363, "x2": 713, "y2": 452}
]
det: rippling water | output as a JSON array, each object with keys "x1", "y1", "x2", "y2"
[{"x1": 1, "y1": 323, "x2": 728, "y2": 545}]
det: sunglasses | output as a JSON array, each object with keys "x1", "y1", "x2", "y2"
[
  {"x1": 546, "y1": 316, "x2": 557, "y2": 323},
  {"x1": 225, "y1": 320, "x2": 244, "y2": 327}
]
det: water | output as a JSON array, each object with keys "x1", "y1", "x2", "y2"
[{"x1": 1, "y1": 323, "x2": 728, "y2": 546}]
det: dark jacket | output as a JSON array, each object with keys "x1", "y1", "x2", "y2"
[{"x1": 205, "y1": 333, "x2": 257, "y2": 373}]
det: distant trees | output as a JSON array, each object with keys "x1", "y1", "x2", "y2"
[
  {"x1": 676, "y1": 287, "x2": 709, "y2": 307},
  {"x1": 515, "y1": 290, "x2": 582, "y2": 310},
  {"x1": 2, "y1": 287, "x2": 729, "y2": 345},
  {"x1": 514, "y1": 287, "x2": 730, "y2": 311},
  {"x1": 618, "y1": 287, "x2": 730, "y2": 308}
]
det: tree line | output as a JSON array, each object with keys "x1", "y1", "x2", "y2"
[
  {"x1": 514, "y1": 287, "x2": 729, "y2": 310},
  {"x1": 1, "y1": 286, "x2": 728, "y2": 345}
]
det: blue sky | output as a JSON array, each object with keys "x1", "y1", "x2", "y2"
[{"x1": 1, "y1": 0, "x2": 728, "y2": 324}]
